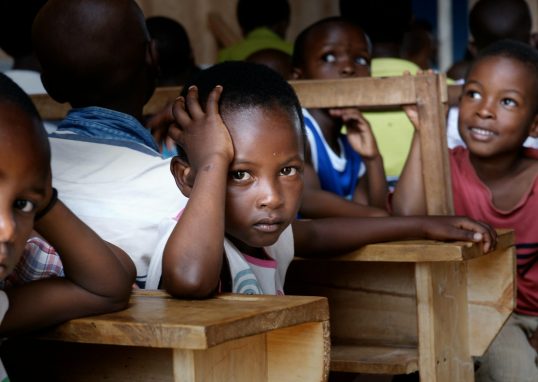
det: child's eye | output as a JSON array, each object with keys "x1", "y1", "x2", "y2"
[
  {"x1": 466, "y1": 90, "x2": 481, "y2": 100},
  {"x1": 280, "y1": 167, "x2": 298, "y2": 176},
  {"x1": 501, "y1": 98, "x2": 517, "y2": 107},
  {"x1": 230, "y1": 170, "x2": 252, "y2": 181},
  {"x1": 322, "y1": 53, "x2": 336, "y2": 63},
  {"x1": 354, "y1": 56, "x2": 368, "y2": 66},
  {"x1": 14, "y1": 199, "x2": 35, "y2": 213}
]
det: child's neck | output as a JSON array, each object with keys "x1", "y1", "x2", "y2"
[
  {"x1": 309, "y1": 108, "x2": 342, "y2": 153},
  {"x1": 226, "y1": 236, "x2": 268, "y2": 259},
  {"x1": 470, "y1": 148, "x2": 538, "y2": 210},
  {"x1": 470, "y1": 149, "x2": 526, "y2": 182}
]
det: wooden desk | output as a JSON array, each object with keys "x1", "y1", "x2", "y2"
[
  {"x1": 3, "y1": 291, "x2": 330, "y2": 382},
  {"x1": 286, "y1": 229, "x2": 516, "y2": 381}
]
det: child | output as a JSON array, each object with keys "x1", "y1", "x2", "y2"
[
  {"x1": 392, "y1": 40, "x2": 538, "y2": 382},
  {"x1": 31, "y1": 0, "x2": 187, "y2": 288},
  {"x1": 144, "y1": 61, "x2": 496, "y2": 298},
  {"x1": 0, "y1": 73, "x2": 135, "y2": 378},
  {"x1": 218, "y1": 0, "x2": 293, "y2": 63},
  {"x1": 146, "y1": 16, "x2": 200, "y2": 88},
  {"x1": 292, "y1": 17, "x2": 388, "y2": 217}
]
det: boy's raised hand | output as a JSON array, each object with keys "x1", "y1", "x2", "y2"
[
  {"x1": 171, "y1": 86, "x2": 234, "y2": 171},
  {"x1": 328, "y1": 108, "x2": 380, "y2": 160},
  {"x1": 421, "y1": 216, "x2": 497, "y2": 253}
]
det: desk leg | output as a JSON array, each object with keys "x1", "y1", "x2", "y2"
[
  {"x1": 173, "y1": 333, "x2": 267, "y2": 382},
  {"x1": 415, "y1": 262, "x2": 474, "y2": 382}
]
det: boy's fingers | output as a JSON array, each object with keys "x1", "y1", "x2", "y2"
[
  {"x1": 455, "y1": 218, "x2": 497, "y2": 252},
  {"x1": 185, "y1": 86, "x2": 204, "y2": 119},
  {"x1": 206, "y1": 85, "x2": 223, "y2": 115},
  {"x1": 167, "y1": 125, "x2": 183, "y2": 144},
  {"x1": 172, "y1": 97, "x2": 192, "y2": 127}
]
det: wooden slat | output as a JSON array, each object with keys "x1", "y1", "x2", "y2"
[
  {"x1": 32, "y1": 74, "x2": 449, "y2": 120},
  {"x1": 36, "y1": 293, "x2": 329, "y2": 350},
  {"x1": 331, "y1": 345, "x2": 418, "y2": 375},
  {"x1": 415, "y1": 74, "x2": 454, "y2": 215}
]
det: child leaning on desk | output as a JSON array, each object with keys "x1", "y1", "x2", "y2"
[
  {"x1": 0, "y1": 73, "x2": 135, "y2": 379},
  {"x1": 145, "y1": 61, "x2": 496, "y2": 298}
]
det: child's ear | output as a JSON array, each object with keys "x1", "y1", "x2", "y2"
[
  {"x1": 170, "y1": 156, "x2": 194, "y2": 197},
  {"x1": 146, "y1": 38, "x2": 159, "y2": 72},
  {"x1": 529, "y1": 113, "x2": 538, "y2": 138},
  {"x1": 292, "y1": 67, "x2": 303, "y2": 80}
]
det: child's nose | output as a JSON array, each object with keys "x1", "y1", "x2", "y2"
[
  {"x1": 0, "y1": 208, "x2": 16, "y2": 243},
  {"x1": 476, "y1": 99, "x2": 495, "y2": 119},
  {"x1": 340, "y1": 58, "x2": 356, "y2": 77},
  {"x1": 256, "y1": 180, "x2": 284, "y2": 209}
]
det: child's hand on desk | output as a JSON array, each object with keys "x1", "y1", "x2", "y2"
[
  {"x1": 328, "y1": 107, "x2": 380, "y2": 160},
  {"x1": 171, "y1": 85, "x2": 234, "y2": 172},
  {"x1": 420, "y1": 216, "x2": 497, "y2": 253}
]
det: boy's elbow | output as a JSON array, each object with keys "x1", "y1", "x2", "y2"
[{"x1": 162, "y1": 270, "x2": 218, "y2": 299}]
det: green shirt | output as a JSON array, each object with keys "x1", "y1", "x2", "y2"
[
  {"x1": 363, "y1": 58, "x2": 420, "y2": 179},
  {"x1": 218, "y1": 27, "x2": 293, "y2": 63}
]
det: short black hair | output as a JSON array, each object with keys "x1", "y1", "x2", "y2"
[
  {"x1": 292, "y1": 17, "x2": 369, "y2": 68},
  {"x1": 182, "y1": 61, "x2": 302, "y2": 123},
  {"x1": 0, "y1": 73, "x2": 41, "y2": 121},
  {"x1": 470, "y1": 0, "x2": 531, "y2": 51},
  {"x1": 339, "y1": 0, "x2": 412, "y2": 45},
  {"x1": 180, "y1": 62, "x2": 304, "y2": 158},
  {"x1": 236, "y1": 0, "x2": 290, "y2": 35},
  {"x1": 469, "y1": 39, "x2": 538, "y2": 110},
  {"x1": 0, "y1": 73, "x2": 49, "y2": 158}
]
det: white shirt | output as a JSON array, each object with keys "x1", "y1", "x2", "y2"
[{"x1": 49, "y1": 133, "x2": 187, "y2": 286}]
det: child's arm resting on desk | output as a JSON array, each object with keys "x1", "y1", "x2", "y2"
[
  {"x1": 162, "y1": 86, "x2": 234, "y2": 299},
  {"x1": 293, "y1": 215, "x2": 496, "y2": 258},
  {"x1": 0, "y1": 198, "x2": 136, "y2": 336}
]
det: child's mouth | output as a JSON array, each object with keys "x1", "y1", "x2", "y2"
[
  {"x1": 469, "y1": 126, "x2": 496, "y2": 140},
  {"x1": 253, "y1": 218, "x2": 282, "y2": 233}
]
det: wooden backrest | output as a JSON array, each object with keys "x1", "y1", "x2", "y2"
[{"x1": 31, "y1": 73, "x2": 453, "y2": 214}]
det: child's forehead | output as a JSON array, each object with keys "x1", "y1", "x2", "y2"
[{"x1": 223, "y1": 104, "x2": 303, "y2": 143}]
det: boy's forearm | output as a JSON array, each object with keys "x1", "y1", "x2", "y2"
[
  {"x1": 362, "y1": 155, "x2": 388, "y2": 209},
  {"x1": 294, "y1": 216, "x2": 434, "y2": 257},
  {"x1": 162, "y1": 160, "x2": 229, "y2": 298},
  {"x1": 33, "y1": 201, "x2": 134, "y2": 300},
  {"x1": 391, "y1": 131, "x2": 427, "y2": 215}
]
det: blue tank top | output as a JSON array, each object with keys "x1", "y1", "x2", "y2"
[{"x1": 304, "y1": 116, "x2": 363, "y2": 199}]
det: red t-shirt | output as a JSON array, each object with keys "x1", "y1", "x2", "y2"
[{"x1": 451, "y1": 146, "x2": 538, "y2": 316}]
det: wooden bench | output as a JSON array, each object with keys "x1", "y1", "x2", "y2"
[
  {"x1": 30, "y1": 75, "x2": 514, "y2": 382},
  {"x1": 2, "y1": 291, "x2": 330, "y2": 381}
]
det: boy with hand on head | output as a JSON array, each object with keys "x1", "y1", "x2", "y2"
[
  {"x1": 0, "y1": 72, "x2": 135, "y2": 378},
  {"x1": 145, "y1": 61, "x2": 497, "y2": 298},
  {"x1": 393, "y1": 40, "x2": 538, "y2": 381},
  {"x1": 32, "y1": 0, "x2": 187, "y2": 288},
  {"x1": 291, "y1": 17, "x2": 388, "y2": 217}
]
